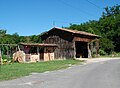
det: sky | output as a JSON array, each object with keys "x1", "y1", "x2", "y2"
[{"x1": 0, "y1": 0, "x2": 120, "y2": 36}]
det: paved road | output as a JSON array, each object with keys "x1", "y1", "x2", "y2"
[{"x1": 0, "y1": 58, "x2": 120, "y2": 88}]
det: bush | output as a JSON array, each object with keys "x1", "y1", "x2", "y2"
[
  {"x1": 99, "y1": 49, "x2": 107, "y2": 55},
  {"x1": 1, "y1": 55, "x2": 13, "y2": 64},
  {"x1": 111, "y1": 52, "x2": 120, "y2": 57}
]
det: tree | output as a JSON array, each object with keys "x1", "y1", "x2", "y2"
[
  {"x1": 0, "y1": 29, "x2": 7, "y2": 44},
  {"x1": 66, "y1": 5, "x2": 120, "y2": 54}
]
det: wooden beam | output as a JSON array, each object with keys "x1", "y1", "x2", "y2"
[{"x1": 0, "y1": 49, "x2": 2, "y2": 64}]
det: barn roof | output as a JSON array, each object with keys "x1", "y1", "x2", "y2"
[
  {"x1": 41, "y1": 27, "x2": 100, "y2": 38},
  {"x1": 19, "y1": 43, "x2": 58, "y2": 47}
]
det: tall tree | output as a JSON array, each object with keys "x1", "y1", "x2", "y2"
[{"x1": 67, "y1": 5, "x2": 120, "y2": 54}]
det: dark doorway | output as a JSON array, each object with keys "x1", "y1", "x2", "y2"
[
  {"x1": 75, "y1": 41, "x2": 88, "y2": 58},
  {"x1": 39, "y1": 47, "x2": 44, "y2": 61}
]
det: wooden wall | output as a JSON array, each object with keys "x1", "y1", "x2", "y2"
[
  {"x1": 42, "y1": 29, "x2": 75, "y2": 59},
  {"x1": 44, "y1": 35, "x2": 74, "y2": 59}
]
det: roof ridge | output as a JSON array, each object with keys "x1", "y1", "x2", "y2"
[{"x1": 53, "y1": 27, "x2": 99, "y2": 37}]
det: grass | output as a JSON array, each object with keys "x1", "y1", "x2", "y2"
[{"x1": 0, "y1": 60, "x2": 84, "y2": 81}]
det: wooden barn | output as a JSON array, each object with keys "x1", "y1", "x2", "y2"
[
  {"x1": 40, "y1": 27, "x2": 100, "y2": 60},
  {"x1": 15, "y1": 27, "x2": 100, "y2": 63}
]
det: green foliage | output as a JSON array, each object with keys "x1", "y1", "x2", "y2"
[
  {"x1": 66, "y1": 4, "x2": 120, "y2": 54},
  {"x1": 0, "y1": 30, "x2": 42, "y2": 44},
  {"x1": 1, "y1": 55, "x2": 13, "y2": 64},
  {"x1": 99, "y1": 49, "x2": 107, "y2": 55},
  {"x1": 0, "y1": 30, "x2": 42, "y2": 55},
  {"x1": 99, "y1": 37, "x2": 114, "y2": 54},
  {"x1": 102, "y1": 5, "x2": 120, "y2": 17}
]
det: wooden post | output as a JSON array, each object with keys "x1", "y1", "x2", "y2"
[
  {"x1": 0, "y1": 49, "x2": 2, "y2": 64},
  {"x1": 95, "y1": 39, "x2": 99, "y2": 57},
  {"x1": 90, "y1": 42, "x2": 94, "y2": 57},
  {"x1": 88, "y1": 43, "x2": 92, "y2": 58},
  {"x1": 37, "y1": 46, "x2": 40, "y2": 62},
  {"x1": 73, "y1": 42, "x2": 76, "y2": 59}
]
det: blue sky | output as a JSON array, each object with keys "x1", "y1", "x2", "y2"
[{"x1": 0, "y1": 0, "x2": 120, "y2": 36}]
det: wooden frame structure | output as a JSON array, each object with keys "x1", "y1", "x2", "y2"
[
  {"x1": 19, "y1": 43, "x2": 57, "y2": 62},
  {"x1": 0, "y1": 44, "x2": 18, "y2": 64},
  {"x1": 41, "y1": 27, "x2": 100, "y2": 59}
]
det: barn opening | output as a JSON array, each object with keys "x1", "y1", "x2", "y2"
[
  {"x1": 39, "y1": 47, "x2": 44, "y2": 61},
  {"x1": 75, "y1": 41, "x2": 88, "y2": 58}
]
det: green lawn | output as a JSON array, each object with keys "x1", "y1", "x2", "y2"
[{"x1": 0, "y1": 60, "x2": 84, "y2": 81}]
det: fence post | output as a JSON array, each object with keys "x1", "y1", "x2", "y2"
[{"x1": 0, "y1": 49, "x2": 2, "y2": 64}]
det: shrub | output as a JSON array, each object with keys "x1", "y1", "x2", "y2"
[
  {"x1": 1, "y1": 55, "x2": 13, "y2": 64},
  {"x1": 99, "y1": 49, "x2": 107, "y2": 55}
]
